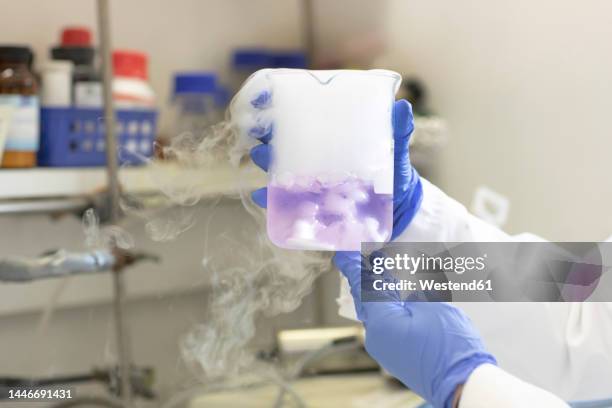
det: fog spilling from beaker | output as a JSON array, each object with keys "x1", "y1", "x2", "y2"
[{"x1": 120, "y1": 87, "x2": 332, "y2": 380}]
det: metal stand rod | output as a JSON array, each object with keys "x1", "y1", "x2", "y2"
[
  {"x1": 96, "y1": 0, "x2": 133, "y2": 406},
  {"x1": 301, "y1": 0, "x2": 316, "y2": 66}
]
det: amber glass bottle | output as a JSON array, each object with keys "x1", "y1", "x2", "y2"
[{"x1": 0, "y1": 46, "x2": 39, "y2": 168}]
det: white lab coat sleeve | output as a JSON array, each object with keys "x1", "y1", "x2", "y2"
[
  {"x1": 394, "y1": 177, "x2": 521, "y2": 243},
  {"x1": 337, "y1": 178, "x2": 612, "y2": 402},
  {"x1": 337, "y1": 177, "x2": 517, "y2": 319},
  {"x1": 459, "y1": 364, "x2": 569, "y2": 408}
]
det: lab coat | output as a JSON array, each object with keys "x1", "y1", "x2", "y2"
[{"x1": 338, "y1": 179, "x2": 612, "y2": 407}]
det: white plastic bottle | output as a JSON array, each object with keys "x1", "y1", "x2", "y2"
[
  {"x1": 41, "y1": 61, "x2": 73, "y2": 107},
  {"x1": 234, "y1": 69, "x2": 401, "y2": 251},
  {"x1": 112, "y1": 50, "x2": 155, "y2": 109}
]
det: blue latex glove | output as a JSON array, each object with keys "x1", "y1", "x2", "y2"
[
  {"x1": 248, "y1": 95, "x2": 495, "y2": 408},
  {"x1": 333, "y1": 251, "x2": 497, "y2": 408},
  {"x1": 250, "y1": 97, "x2": 423, "y2": 240}
]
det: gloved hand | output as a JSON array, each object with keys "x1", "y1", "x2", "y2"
[
  {"x1": 333, "y1": 251, "x2": 497, "y2": 408},
  {"x1": 249, "y1": 97, "x2": 423, "y2": 239},
  {"x1": 247, "y1": 94, "x2": 494, "y2": 408}
]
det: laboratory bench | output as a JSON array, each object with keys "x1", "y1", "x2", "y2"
[{"x1": 188, "y1": 373, "x2": 424, "y2": 408}]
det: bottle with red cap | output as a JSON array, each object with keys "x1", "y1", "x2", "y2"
[
  {"x1": 112, "y1": 50, "x2": 155, "y2": 109},
  {"x1": 61, "y1": 27, "x2": 92, "y2": 46},
  {"x1": 51, "y1": 26, "x2": 102, "y2": 107}
]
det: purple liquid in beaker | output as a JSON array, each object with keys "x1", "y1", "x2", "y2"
[{"x1": 267, "y1": 177, "x2": 393, "y2": 250}]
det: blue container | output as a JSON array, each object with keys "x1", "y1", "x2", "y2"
[
  {"x1": 174, "y1": 72, "x2": 217, "y2": 96},
  {"x1": 271, "y1": 51, "x2": 308, "y2": 69},
  {"x1": 172, "y1": 72, "x2": 218, "y2": 116},
  {"x1": 232, "y1": 49, "x2": 272, "y2": 71},
  {"x1": 38, "y1": 108, "x2": 157, "y2": 167},
  {"x1": 232, "y1": 49, "x2": 308, "y2": 70}
]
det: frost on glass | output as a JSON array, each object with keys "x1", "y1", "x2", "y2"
[{"x1": 233, "y1": 69, "x2": 401, "y2": 251}]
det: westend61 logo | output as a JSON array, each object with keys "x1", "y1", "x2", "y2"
[
  {"x1": 363, "y1": 242, "x2": 611, "y2": 302},
  {"x1": 371, "y1": 253, "x2": 487, "y2": 275}
]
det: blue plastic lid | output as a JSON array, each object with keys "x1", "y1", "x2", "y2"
[
  {"x1": 232, "y1": 49, "x2": 272, "y2": 69},
  {"x1": 272, "y1": 51, "x2": 308, "y2": 68},
  {"x1": 174, "y1": 72, "x2": 217, "y2": 95}
]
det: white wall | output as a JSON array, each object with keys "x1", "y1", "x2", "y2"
[{"x1": 382, "y1": 0, "x2": 612, "y2": 240}]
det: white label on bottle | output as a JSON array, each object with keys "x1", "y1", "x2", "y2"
[
  {"x1": 0, "y1": 95, "x2": 39, "y2": 151},
  {"x1": 0, "y1": 106, "x2": 13, "y2": 160},
  {"x1": 74, "y1": 81, "x2": 103, "y2": 107}
]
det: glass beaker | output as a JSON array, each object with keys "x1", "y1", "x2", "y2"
[{"x1": 235, "y1": 69, "x2": 401, "y2": 251}]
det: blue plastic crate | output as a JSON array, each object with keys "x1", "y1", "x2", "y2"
[{"x1": 38, "y1": 108, "x2": 158, "y2": 167}]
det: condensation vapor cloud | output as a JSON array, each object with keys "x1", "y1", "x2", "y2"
[{"x1": 123, "y1": 104, "x2": 332, "y2": 381}]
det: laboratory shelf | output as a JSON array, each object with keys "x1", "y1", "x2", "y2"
[
  {"x1": 0, "y1": 161, "x2": 266, "y2": 317},
  {"x1": 0, "y1": 162, "x2": 266, "y2": 201}
]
